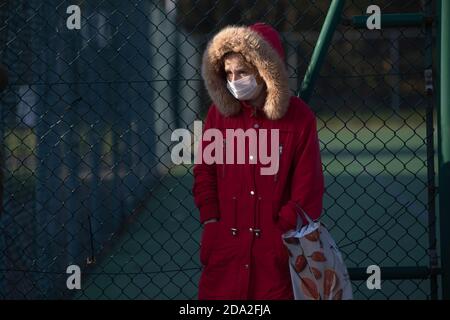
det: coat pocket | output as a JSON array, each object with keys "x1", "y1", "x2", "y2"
[{"x1": 271, "y1": 220, "x2": 291, "y2": 270}]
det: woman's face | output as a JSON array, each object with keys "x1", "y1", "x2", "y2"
[{"x1": 223, "y1": 52, "x2": 262, "y2": 84}]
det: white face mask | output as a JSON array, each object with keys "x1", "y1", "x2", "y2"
[{"x1": 226, "y1": 75, "x2": 263, "y2": 101}]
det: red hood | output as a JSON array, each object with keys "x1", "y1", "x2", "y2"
[
  {"x1": 249, "y1": 22, "x2": 285, "y2": 61},
  {"x1": 201, "y1": 23, "x2": 290, "y2": 120}
]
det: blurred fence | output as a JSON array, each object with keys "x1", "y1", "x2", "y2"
[{"x1": 0, "y1": 0, "x2": 441, "y2": 299}]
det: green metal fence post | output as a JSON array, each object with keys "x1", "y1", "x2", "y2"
[
  {"x1": 424, "y1": 0, "x2": 438, "y2": 300},
  {"x1": 438, "y1": 0, "x2": 450, "y2": 300},
  {"x1": 298, "y1": 0, "x2": 345, "y2": 102}
]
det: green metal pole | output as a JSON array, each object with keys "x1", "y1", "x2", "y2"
[
  {"x1": 299, "y1": 0, "x2": 345, "y2": 103},
  {"x1": 424, "y1": 0, "x2": 438, "y2": 300},
  {"x1": 438, "y1": 0, "x2": 450, "y2": 300}
]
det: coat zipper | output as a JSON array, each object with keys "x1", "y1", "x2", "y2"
[
  {"x1": 231, "y1": 196, "x2": 238, "y2": 236},
  {"x1": 274, "y1": 143, "x2": 283, "y2": 182},
  {"x1": 254, "y1": 196, "x2": 262, "y2": 238},
  {"x1": 222, "y1": 139, "x2": 226, "y2": 178}
]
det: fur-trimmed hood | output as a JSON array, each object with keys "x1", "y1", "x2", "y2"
[{"x1": 201, "y1": 23, "x2": 290, "y2": 120}]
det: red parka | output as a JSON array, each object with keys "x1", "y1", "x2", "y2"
[{"x1": 193, "y1": 23, "x2": 325, "y2": 300}]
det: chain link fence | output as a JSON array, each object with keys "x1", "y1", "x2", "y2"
[{"x1": 0, "y1": 0, "x2": 439, "y2": 299}]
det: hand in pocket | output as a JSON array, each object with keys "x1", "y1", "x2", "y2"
[{"x1": 199, "y1": 221, "x2": 219, "y2": 266}]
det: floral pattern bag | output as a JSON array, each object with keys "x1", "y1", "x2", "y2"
[{"x1": 282, "y1": 203, "x2": 353, "y2": 300}]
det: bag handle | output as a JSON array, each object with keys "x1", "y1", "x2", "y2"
[{"x1": 293, "y1": 201, "x2": 314, "y2": 229}]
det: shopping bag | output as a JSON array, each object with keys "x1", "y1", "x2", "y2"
[{"x1": 282, "y1": 203, "x2": 353, "y2": 300}]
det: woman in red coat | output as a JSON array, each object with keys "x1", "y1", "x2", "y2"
[{"x1": 193, "y1": 23, "x2": 325, "y2": 300}]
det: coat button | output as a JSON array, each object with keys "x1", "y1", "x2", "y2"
[
  {"x1": 253, "y1": 123, "x2": 259, "y2": 129},
  {"x1": 244, "y1": 264, "x2": 249, "y2": 269},
  {"x1": 250, "y1": 190, "x2": 255, "y2": 195}
]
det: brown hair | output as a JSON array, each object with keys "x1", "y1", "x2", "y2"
[{"x1": 221, "y1": 51, "x2": 259, "y2": 79}]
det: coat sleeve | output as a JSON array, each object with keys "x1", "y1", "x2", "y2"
[
  {"x1": 192, "y1": 106, "x2": 220, "y2": 224},
  {"x1": 276, "y1": 110, "x2": 325, "y2": 233}
]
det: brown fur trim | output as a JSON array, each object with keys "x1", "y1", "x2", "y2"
[{"x1": 201, "y1": 25, "x2": 290, "y2": 120}]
